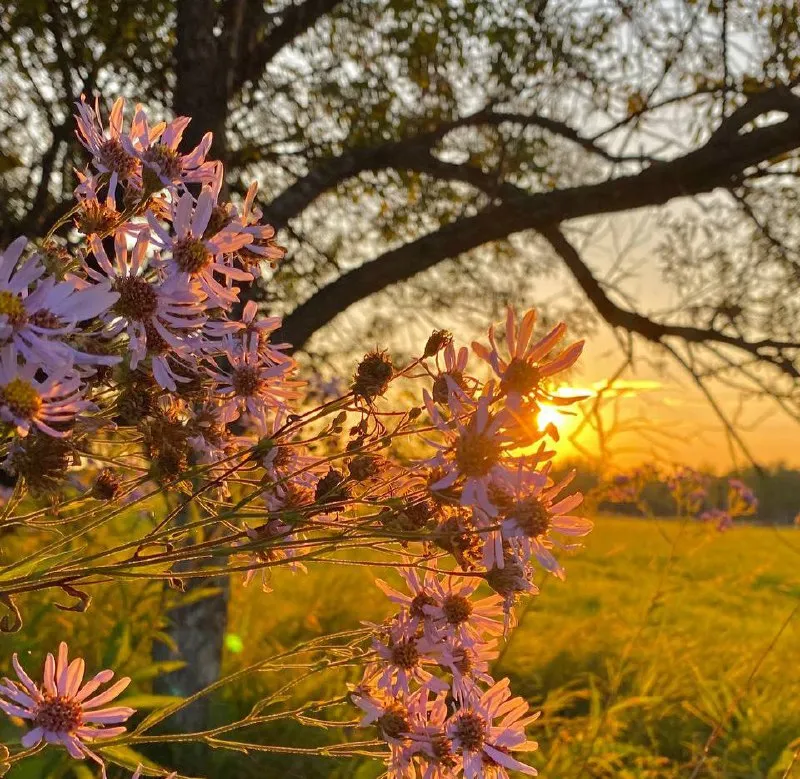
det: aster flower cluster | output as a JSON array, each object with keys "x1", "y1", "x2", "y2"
[
  {"x1": 355, "y1": 560, "x2": 539, "y2": 778},
  {"x1": 0, "y1": 96, "x2": 299, "y2": 497},
  {"x1": 420, "y1": 311, "x2": 590, "y2": 583},
  {"x1": 346, "y1": 313, "x2": 592, "y2": 777},
  {"x1": 698, "y1": 477, "x2": 758, "y2": 531},
  {"x1": 0, "y1": 97, "x2": 596, "y2": 779}
]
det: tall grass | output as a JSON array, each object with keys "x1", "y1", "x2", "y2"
[{"x1": 2, "y1": 516, "x2": 798, "y2": 777}]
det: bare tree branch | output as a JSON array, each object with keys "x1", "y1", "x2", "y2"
[
  {"x1": 279, "y1": 94, "x2": 800, "y2": 353},
  {"x1": 229, "y1": 0, "x2": 344, "y2": 95},
  {"x1": 261, "y1": 109, "x2": 653, "y2": 229}
]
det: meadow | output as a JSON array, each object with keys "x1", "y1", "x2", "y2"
[{"x1": 3, "y1": 516, "x2": 799, "y2": 778}]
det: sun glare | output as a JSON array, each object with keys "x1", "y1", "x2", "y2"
[{"x1": 536, "y1": 404, "x2": 566, "y2": 432}]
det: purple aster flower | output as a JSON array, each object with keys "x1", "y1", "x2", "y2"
[
  {"x1": 0, "y1": 642, "x2": 135, "y2": 778},
  {"x1": 445, "y1": 677, "x2": 540, "y2": 778}
]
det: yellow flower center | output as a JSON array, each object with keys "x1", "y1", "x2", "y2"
[
  {"x1": 454, "y1": 430, "x2": 501, "y2": 478},
  {"x1": 501, "y1": 357, "x2": 540, "y2": 395},
  {"x1": 172, "y1": 237, "x2": 211, "y2": 274},
  {"x1": 232, "y1": 365, "x2": 263, "y2": 397},
  {"x1": 508, "y1": 497, "x2": 552, "y2": 537},
  {"x1": 0, "y1": 291, "x2": 28, "y2": 328},
  {"x1": 442, "y1": 593, "x2": 473, "y2": 624},
  {"x1": 1, "y1": 377, "x2": 42, "y2": 419}
]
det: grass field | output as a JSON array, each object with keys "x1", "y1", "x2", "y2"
[{"x1": 4, "y1": 516, "x2": 800, "y2": 778}]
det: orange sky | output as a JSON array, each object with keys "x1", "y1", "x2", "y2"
[{"x1": 548, "y1": 332, "x2": 800, "y2": 472}]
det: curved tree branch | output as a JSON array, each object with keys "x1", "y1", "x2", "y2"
[
  {"x1": 261, "y1": 108, "x2": 652, "y2": 229},
  {"x1": 537, "y1": 226, "x2": 798, "y2": 379},
  {"x1": 279, "y1": 96, "x2": 800, "y2": 354}
]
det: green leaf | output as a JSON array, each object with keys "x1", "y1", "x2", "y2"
[{"x1": 225, "y1": 633, "x2": 244, "y2": 654}]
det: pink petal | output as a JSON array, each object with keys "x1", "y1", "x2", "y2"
[
  {"x1": 483, "y1": 743, "x2": 538, "y2": 775},
  {"x1": 174, "y1": 191, "x2": 193, "y2": 236},
  {"x1": 552, "y1": 515, "x2": 593, "y2": 536},
  {"x1": 80, "y1": 676, "x2": 131, "y2": 709},
  {"x1": 55, "y1": 643, "x2": 69, "y2": 687},
  {"x1": 549, "y1": 492, "x2": 583, "y2": 515},
  {"x1": 59, "y1": 733, "x2": 86, "y2": 759},
  {"x1": 192, "y1": 187, "x2": 214, "y2": 237},
  {"x1": 82, "y1": 706, "x2": 136, "y2": 724},
  {"x1": 75, "y1": 725, "x2": 127, "y2": 740},
  {"x1": 11, "y1": 655, "x2": 40, "y2": 698},
  {"x1": 0, "y1": 700, "x2": 34, "y2": 718},
  {"x1": 43, "y1": 653, "x2": 56, "y2": 695},
  {"x1": 527, "y1": 323, "x2": 566, "y2": 362},
  {"x1": 505, "y1": 306, "x2": 516, "y2": 355},
  {"x1": 517, "y1": 309, "x2": 537, "y2": 355},
  {"x1": 20, "y1": 726, "x2": 44, "y2": 748},
  {"x1": 63, "y1": 657, "x2": 86, "y2": 698}
]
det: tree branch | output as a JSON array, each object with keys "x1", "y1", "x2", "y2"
[
  {"x1": 261, "y1": 109, "x2": 651, "y2": 229},
  {"x1": 230, "y1": 0, "x2": 344, "y2": 95},
  {"x1": 278, "y1": 97, "x2": 800, "y2": 351},
  {"x1": 537, "y1": 226, "x2": 798, "y2": 379}
]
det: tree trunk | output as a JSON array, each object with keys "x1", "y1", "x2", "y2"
[{"x1": 152, "y1": 0, "x2": 232, "y2": 737}]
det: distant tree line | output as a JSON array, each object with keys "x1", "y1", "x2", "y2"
[{"x1": 561, "y1": 462, "x2": 800, "y2": 524}]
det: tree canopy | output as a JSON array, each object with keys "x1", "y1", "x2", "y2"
[{"x1": 1, "y1": 0, "x2": 799, "y2": 454}]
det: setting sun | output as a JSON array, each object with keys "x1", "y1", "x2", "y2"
[{"x1": 536, "y1": 404, "x2": 567, "y2": 432}]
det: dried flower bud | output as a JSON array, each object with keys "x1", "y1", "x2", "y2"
[
  {"x1": 434, "y1": 511, "x2": 482, "y2": 570},
  {"x1": 432, "y1": 371, "x2": 466, "y2": 405},
  {"x1": 424, "y1": 329, "x2": 453, "y2": 358},
  {"x1": 402, "y1": 499, "x2": 436, "y2": 529},
  {"x1": 314, "y1": 468, "x2": 351, "y2": 509},
  {"x1": 116, "y1": 374, "x2": 158, "y2": 425},
  {"x1": 5, "y1": 433, "x2": 78, "y2": 497},
  {"x1": 352, "y1": 350, "x2": 393, "y2": 402},
  {"x1": 76, "y1": 200, "x2": 119, "y2": 237},
  {"x1": 203, "y1": 203, "x2": 234, "y2": 239},
  {"x1": 40, "y1": 241, "x2": 76, "y2": 279},
  {"x1": 142, "y1": 415, "x2": 190, "y2": 481},
  {"x1": 381, "y1": 499, "x2": 436, "y2": 538},
  {"x1": 91, "y1": 468, "x2": 122, "y2": 501},
  {"x1": 408, "y1": 407, "x2": 422, "y2": 420},
  {"x1": 122, "y1": 182, "x2": 147, "y2": 211},
  {"x1": 348, "y1": 454, "x2": 383, "y2": 482},
  {"x1": 484, "y1": 555, "x2": 531, "y2": 597}
]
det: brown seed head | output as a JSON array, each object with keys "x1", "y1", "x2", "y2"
[
  {"x1": 509, "y1": 497, "x2": 551, "y2": 538},
  {"x1": 97, "y1": 138, "x2": 137, "y2": 179},
  {"x1": 454, "y1": 710, "x2": 487, "y2": 752},
  {"x1": 424, "y1": 329, "x2": 453, "y2": 358},
  {"x1": 114, "y1": 276, "x2": 159, "y2": 321},
  {"x1": 348, "y1": 454, "x2": 383, "y2": 482},
  {"x1": 442, "y1": 593, "x2": 473, "y2": 625},
  {"x1": 377, "y1": 703, "x2": 410, "y2": 740},
  {"x1": 501, "y1": 357, "x2": 541, "y2": 396},
  {"x1": 352, "y1": 350, "x2": 393, "y2": 402},
  {"x1": 76, "y1": 199, "x2": 119, "y2": 236},
  {"x1": 314, "y1": 468, "x2": 351, "y2": 508},
  {"x1": 172, "y1": 236, "x2": 211, "y2": 274},
  {"x1": 454, "y1": 431, "x2": 501, "y2": 478},
  {"x1": 34, "y1": 695, "x2": 83, "y2": 734},
  {"x1": 92, "y1": 468, "x2": 123, "y2": 501},
  {"x1": 142, "y1": 144, "x2": 182, "y2": 186},
  {"x1": 390, "y1": 638, "x2": 420, "y2": 669}
]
